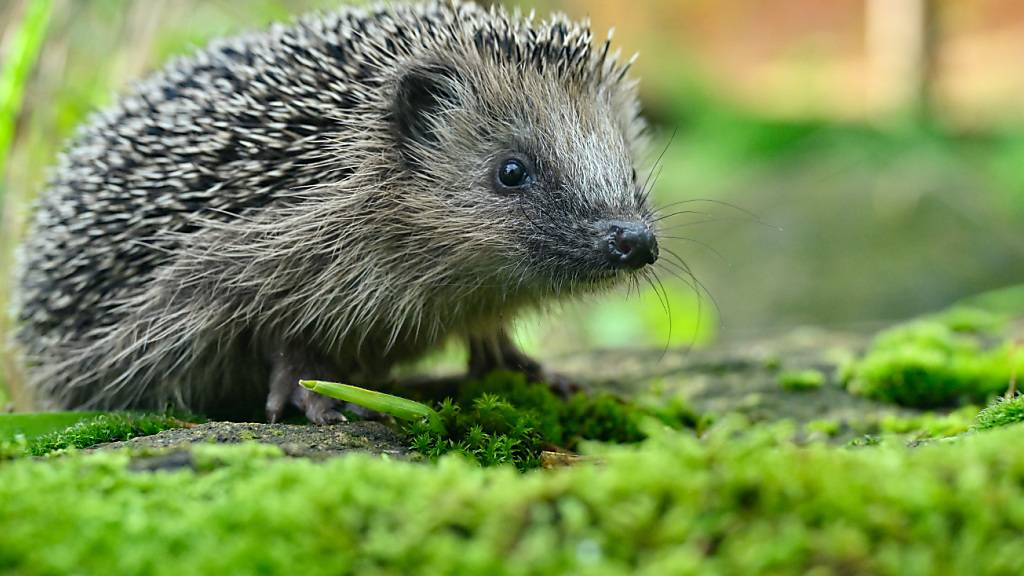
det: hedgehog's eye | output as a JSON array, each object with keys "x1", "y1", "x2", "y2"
[{"x1": 496, "y1": 158, "x2": 531, "y2": 189}]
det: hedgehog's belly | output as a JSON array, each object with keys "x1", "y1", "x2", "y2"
[
  {"x1": 320, "y1": 323, "x2": 458, "y2": 381},
  {"x1": 192, "y1": 320, "x2": 457, "y2": 419}
]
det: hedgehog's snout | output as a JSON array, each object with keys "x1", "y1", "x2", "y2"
[{"x1": 601, "y1": 221, "x2": 658, "y2": 270}]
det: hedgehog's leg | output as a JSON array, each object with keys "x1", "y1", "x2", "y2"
[
  {"x1": 468, "y1": 329, "x2": 541, "y2": 379},
  {"x1": 265, "y1": 347, "x2": 345, "y2": 425},
  {"x1": 467, "y1": 329, "x2": 580, "y2": 397}
]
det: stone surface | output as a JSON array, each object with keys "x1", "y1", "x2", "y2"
[
  {"x1": 549, "y1": 326, "x2": 917, "y2": 441},
  {"x1": 98, "y1": 420, "x2": 410, "y2": 459}
]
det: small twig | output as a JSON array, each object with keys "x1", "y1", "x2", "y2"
[
  {"x1": 539, "y1": 450, "x2": 602, "y2": 469},
  {"x1": 169, "y1": 418, "x2": 199, "y2": 429}
]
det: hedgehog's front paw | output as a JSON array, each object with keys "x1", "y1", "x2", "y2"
[
  {"x1": 539, "y1": 371, "x2": 582, "y2": 398},
  {"x1": 467, "y1": 330, "x2": 582, "y2": 398},
  {"x1": 265, "y1": 348, "x2": 345, "y2": 424},
  {"x1": 294, "y1": 386, "x2": 348, "y2": 425},
  {"x1": 468, "y1": 330, "x2": 537, "y2": 378},
  {"x1": 265, "y1": 378, "x2": 347, "y2": 424}
]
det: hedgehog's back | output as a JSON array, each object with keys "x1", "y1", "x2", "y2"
[{"x1": 14, "y1": 8, "x2": 393, "y2": 354}]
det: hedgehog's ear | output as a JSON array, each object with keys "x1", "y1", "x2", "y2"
[{"x1": 393, "y1": 63, "x2": 462, "y2": 151}]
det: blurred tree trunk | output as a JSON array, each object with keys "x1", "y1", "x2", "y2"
[{"x1": 867, "y1": 0, "x2": 939, "y2": 120}]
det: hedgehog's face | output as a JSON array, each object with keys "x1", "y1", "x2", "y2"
[{"x1": 391, "y1": 57, "x2": 657, "y2": 296}]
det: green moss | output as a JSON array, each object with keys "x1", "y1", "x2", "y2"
[
  {"x1": 0, "y1": 438, "x2": 27, "y2": 460},
  {"x1": 975, "y1": 395, "x2": 1024, "y2": 431},
  {"x1": 778, "y1": 369, "x2": 825, "y2": 391},
  {"x1": 929, "y1": 306, "x2": 1005, "y2": 334},
  {"x1": 804, "y1": 418, "x2": 840, "y2": 438},
  {"x1": 0, "y1": 412, "x2": 104, "y2": 442},
  {"x1": 4, "y1": 424, "x2": 1024, "y2": 574},
  {"x1": 847, "y1": 434, "x2": 883, "y2": 447},
  {"x1": 26, "y1": 413, "x2": 188, "y2": 456},
  {"x1": 845, "y1": 317, "x2": 1020, "y2": 407},
  {"x1": 406, "y1": 371, "x2": 700, "y2": 470},
  {"x1": 877, "y1": 405, "x2": 979, "y2": 439},
  {"x1": 956, "y1": 284, "x2": 1024, "y2": 318}
]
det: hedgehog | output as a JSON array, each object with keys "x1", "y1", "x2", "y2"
[{"x1": 13, "y1": 0, "x2": 660, "y2": 423}]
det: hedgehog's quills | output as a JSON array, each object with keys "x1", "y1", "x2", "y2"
[{"x1": 14, "y1": 1, "x2": 658, "y2": 423}]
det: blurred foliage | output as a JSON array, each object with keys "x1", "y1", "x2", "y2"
[
  {"x1": 877, "y1": 404, "x2": 979, "y2": 440},
  {"x1": 0, "y1": 411, "x2": 102, "y2": 443},
  {"x1": 777, "y1": 369, "x2": 825, "y2": 392},
  {"x1": 0, "y1": 0, "x2": 51, "y2": 189}
]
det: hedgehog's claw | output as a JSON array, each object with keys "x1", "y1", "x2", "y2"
[
  {"x1": 295, "y1": 387, "x2": 348, "y2": 425},
  {"x1": 467, "y1": 329, "x2": 582, "y2": 398},
  {"x1": 468, "y1": 329, "x2": 537, "y2": 377},
  {"x1": 266, "y1": 347, "x2": 344, "y2": 424},
  {"x1": 540, "y1": 371, "x2": 582, "y2": 398},
  {"x1": 265, "y1": 389, "x2": 289, "y2": 424}
]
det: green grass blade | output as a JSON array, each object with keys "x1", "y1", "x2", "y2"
[
  {"x1": 0, "y1": 412, "x2": 102, "y2": 442},
  {"x1": 300, "y1": 380, "x2": 443, "y2": 432},
  {"x1": 0, "y1": 0, "x2": 54, "y2": 182}
]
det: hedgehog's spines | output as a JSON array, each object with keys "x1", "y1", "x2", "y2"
[{"x1": 15, "y1": 0, "x2": 648, "y2": 415}]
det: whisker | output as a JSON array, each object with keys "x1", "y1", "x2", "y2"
[
  {"x1": 658, "y1": 236, "x2": 731, "y2": 266},
  {"x1": 656, "y1": 216, "x2": 782, "y2": 231},
  {"x1": 645, "y1": 270, "x2": 673, "y2": 362},
  {"x1": 653, "y1": 198, "x2": 782, "y2": 231},
  {"x1": 650, "y1": 210, "x2": 710, "y2": 223},
  {"x1": 639, "y1": 128, "x2": 677, "y2": 207},
  {"x1": 657, "y1": 256, "x2": 722, "y2": 323},
  {"x1": 660, "y1": 246, "x2": 696, "y2": 275},
  {"x1": 652, "y1": 263, "x2": 704, "y2": 354},
  {"x1": 641, "y1": 269, "x2": 668, "y2": 316}
]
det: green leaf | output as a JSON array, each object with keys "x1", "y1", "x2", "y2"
[{"x1": 299, "y1": 380, "x2": 444, "y2": 432}]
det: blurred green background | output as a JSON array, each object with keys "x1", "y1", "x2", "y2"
[{"x1": 3, "y1": 0, "x2": 1024, "y2": 406}]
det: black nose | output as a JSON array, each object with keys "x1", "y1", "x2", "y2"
[{"x1": 603, "y1": 221, "x2": 658, "y2": 270}]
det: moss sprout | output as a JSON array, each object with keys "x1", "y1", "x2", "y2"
[
  {"x1": 405, "y1": 371, "x2": 700, "y2": 469},
  {"x1": 845, "y1": 318, "x2": 1019, "y2": 407},
  {"x1": 778, "y1": 369, "x2": 825, "y2": 391},
  {"x1": 975, "y1": 395, "x2": 1024, "y2": 431},
  {"x1": 877, "y1": 405, "x2": 979, "y2": 439},
  {"x1": 804, "y1": 418, "x2": 840, "y2": 438},
  {"x1": 27, "y1": 413, "x2": 189, "y2": 456}
]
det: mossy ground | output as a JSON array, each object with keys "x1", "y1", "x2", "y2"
[
  {"x1": 4, "y1": 298, "x2": 1024, "y2": 575},
  {"x1": 405, "y1": 371, "x2": 702, "y2": 469},
  {"x1": 842, "y1": 293, "x2": 1024, "y2": 408},
  {"x1": 5, "y1": 422, "x2": 1024, "y2": 575},
  {"x1": 1, "y1": 413, "x2": 192, "y2": 458},
  {"x1": 777, "y1": 369, "x2": 825, "y2": 391}
]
